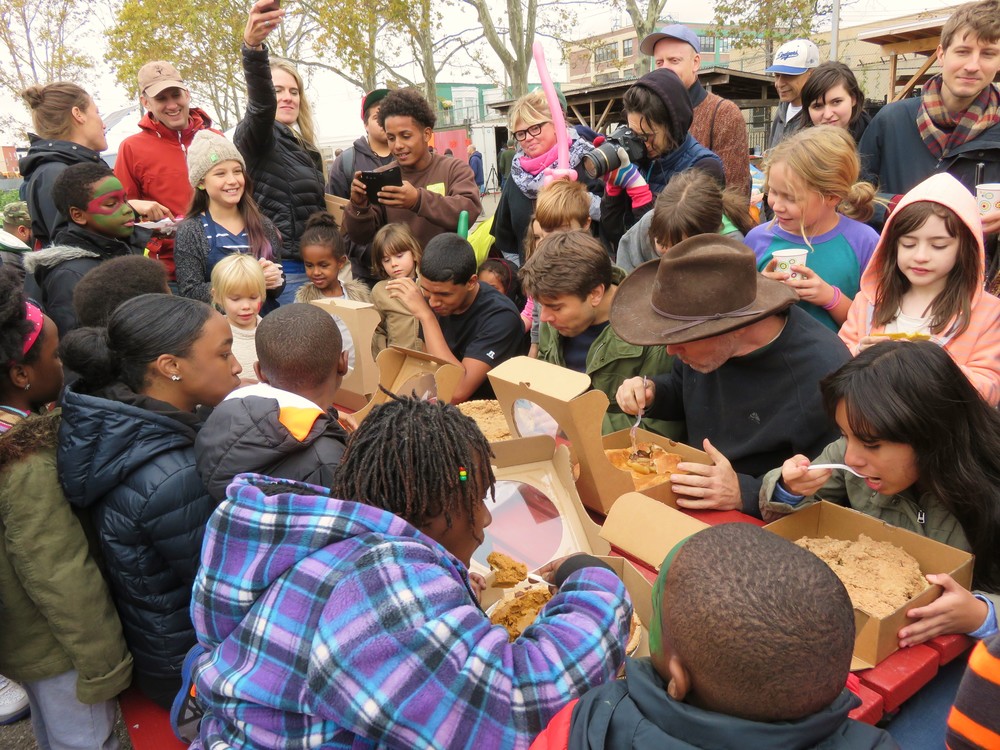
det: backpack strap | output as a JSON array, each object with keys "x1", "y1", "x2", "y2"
[{"x1": 341, "y1": 146, "x2": 356, "y2": 183}]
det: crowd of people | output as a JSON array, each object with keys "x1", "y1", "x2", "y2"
[{"x1": 1, "y1": 0, "x2": 1000, "y2": 748}]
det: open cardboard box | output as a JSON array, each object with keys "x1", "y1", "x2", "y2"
[
  {"x1": 309, "y1": 298, "x2": 381, "y2": 411},
  {"x1": 475, "y1": 436, "x2": 709, "y2": 657},
  {"x1": 350, "y1": 346, "x2": 464, "y2": 422},
  {"x1": 487, "y1": 356, "x2": 711, "y2": 514},
  {"x1": 764, "y1": 501, "x2": 974, "y2": 670}
]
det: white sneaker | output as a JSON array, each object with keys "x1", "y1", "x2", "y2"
[{"x1": 0, "y1": 675, "x2": 29, "y2": 725}]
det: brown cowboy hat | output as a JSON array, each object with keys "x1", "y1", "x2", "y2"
[{"x1": 610, "y1": 234, "x2": 798, "y2": 346}]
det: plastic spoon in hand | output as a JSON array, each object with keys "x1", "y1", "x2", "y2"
[{"x1": 806, "y1": 463, "x2": 867, "y2": 478}]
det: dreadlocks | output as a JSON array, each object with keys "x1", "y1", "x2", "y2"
[{"x1": 331, "y1": 394, "x2": 495, "y2": 531}]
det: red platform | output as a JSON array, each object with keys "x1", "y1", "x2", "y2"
[{"x1": 118, "y1": 687, "x2": 187, "y2": 750}]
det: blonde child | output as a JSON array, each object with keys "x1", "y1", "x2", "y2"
[
  {"x1": 746, "y1": 125, "x2": 879, "y2": 331},
  {"x1": 175, "y1": 131, "x2": 284, "y2": 312},
  {"x1": 840, "y1": 173, "x2": 1000, "y2": 405},
  {"x1": 617, "y1": 169, "x2": 756, "y2": 272},
  {"x1": 211, "y1": 254, "x2": 267, "y2": 384},
  {"x1": 520, "y1": 179, "x2": 592, "y2": 357},
  {"x1": 295, "y1": 211, "x2": 371, "y2": 371},
  {"x1": 370, "y1": 223, "x2": 424, "y2": 353}
]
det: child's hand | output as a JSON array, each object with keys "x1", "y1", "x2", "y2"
[
  {"x1": 468, "y1": 572, "x2": 487, "y2": 601},
  {"x1": 779, "y1": 455, "x2": 832, "y2": 497},
  {"x1": 784, "y1": 266, "x2": 835, "y2": 306},
  {"x1": 761, "y1": 258, "x2": 789, "y2": 281},
  {"x1": 259, "y1": 259, "x2": 284, "y2": 290},
  {"x1": 899, "y1": 574, "x2": 989, "y2": 647},
  {"x1": 982, "y1": 207, "x2": 1000, "y2": 235}
]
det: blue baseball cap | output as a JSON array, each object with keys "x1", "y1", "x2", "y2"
[
  {"x1": 640, "y1": 24, "x2": 701, "y2": 56},
  {"x1": 764, "y1": 39, "x2": 821, "y2": 75}
]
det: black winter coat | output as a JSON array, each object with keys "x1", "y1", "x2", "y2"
[
  {"x1": 58, "y1": 382, "x2": 215, "y2": 685},
  {"x1": 234, "y1": 45, "x2": 326, "y2": 262},
  {"x1": 195, "y1": 388, "x2": 349, "y2": 501},
  {"x1": 18, "y1": 136, "x2": 106, "y2": 248}
]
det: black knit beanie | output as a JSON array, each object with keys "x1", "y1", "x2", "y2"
[{"x1": 631, "y1": 68, "x2": 693, "y2": 148}]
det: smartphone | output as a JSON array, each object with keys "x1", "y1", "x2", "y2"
[
  {"x1": 259, "y1": 0, "x2": 280, "y2": 11},
  {"x1": 359, "y1": 166, "x2": 403, "y2": 204}
]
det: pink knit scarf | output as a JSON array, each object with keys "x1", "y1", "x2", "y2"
[{"x1": 517, "y1": 143, "x2": 560, "y2": 176}]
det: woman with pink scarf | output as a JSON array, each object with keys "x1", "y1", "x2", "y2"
[{"x1": 490, "y1": 90, "x2": 600, "y2": 266}]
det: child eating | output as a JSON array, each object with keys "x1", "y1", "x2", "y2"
[{"x1": 185, "y1": 396, "x2": 631, "y2": 749}]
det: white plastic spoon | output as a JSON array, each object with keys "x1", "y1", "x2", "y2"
[{"x1": 805, "y1": 463, "x2": 867, "y2": 478}]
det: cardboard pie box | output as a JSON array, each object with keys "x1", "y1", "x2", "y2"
[
  {"x1": 487, "y1": 355, "x2": 711, "y2": 514},
  {"x1": 764, "y1": 501, "x2": 974, "y2": 670},
  {"x1": 350, "y1": 346, "x2": 464, "y2": 422},
  {"x1": 475, "y1": 435, "x2": 709, "y2": 658},
  {"x1": 309, "y1": 298, "x2": 381, "y2": 411}
]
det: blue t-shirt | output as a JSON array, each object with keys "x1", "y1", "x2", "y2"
[
  {"x1": 744, "y1": 215, "x2": 879, "y2": 331},
  {"x1": 562, "y1": 321, "x2": 609, "y2": 373}
]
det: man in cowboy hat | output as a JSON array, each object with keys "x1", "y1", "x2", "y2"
[{"x1": 613, "y1": 234, "x2": 849, "y2": 518}]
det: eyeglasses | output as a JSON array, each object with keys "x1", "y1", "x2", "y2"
[
  {"x1": 513, "y1": 123, "x2": 547, "y2": 141},
  {"x1": 631, "y1": 129, "x2": 656, "y2": 144}
]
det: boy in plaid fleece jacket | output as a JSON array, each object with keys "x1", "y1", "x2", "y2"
[{"x1": 188, "y1": 398, "x2": 632, "y2": 749}]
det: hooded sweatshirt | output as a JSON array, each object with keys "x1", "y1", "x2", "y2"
[
  {"x1": 195, "y1": 383, "x2": 349, "y2": 501},
  {"x1": 531, "y1": 658, "x2": 898, "y2": 750},
  {"x1": 189, "y1": 474, "x2": 632, "y2": 750},
  {"x1": 839, "y1": 173, "x2": 1000, "y2": 405},
  {"x1": 114, "y1": 108, "x2": 219, "y2": 278},
  {"x1": 18, "y1": 135, "x2": 105, "y2": 248}
]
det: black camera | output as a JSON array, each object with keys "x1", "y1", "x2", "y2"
[{"x1": 582, "y1": 126, "x2": 647, "y2": 179}]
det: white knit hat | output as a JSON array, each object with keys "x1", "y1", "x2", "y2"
[{"x1": 187, "y1": 130, "x2": 246, "y2": 188}]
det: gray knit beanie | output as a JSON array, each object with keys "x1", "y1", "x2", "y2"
[{"x1": 187, "y1": 130, "x2": 246, "y2": 188}]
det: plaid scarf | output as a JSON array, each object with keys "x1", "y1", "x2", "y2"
[{"x1": 917, "y1": 75, "x2": 1000, "y2": 159}]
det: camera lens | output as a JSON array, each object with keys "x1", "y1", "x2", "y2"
[{"x1": 583, "y1": 144, "x2": 620, "y2": 179}]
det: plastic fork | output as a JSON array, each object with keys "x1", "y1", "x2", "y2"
[
  {"x1": 629, "y1": 376, "x2": 647, "y2": 454},
  {"x1": 806, "y1": 463, "x2": 867, "y2": 478}
]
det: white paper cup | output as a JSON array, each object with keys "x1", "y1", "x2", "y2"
[
  {"x1": 771, "y1": 248, "x2": 808, "y2": 279},
  {"x1": 976, "y1": 183, "x2": 1000, "y2": 217}
]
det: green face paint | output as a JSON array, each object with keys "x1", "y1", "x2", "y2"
[{"x1": 83, "y1": 176, "x2": 135, "y2": 239}]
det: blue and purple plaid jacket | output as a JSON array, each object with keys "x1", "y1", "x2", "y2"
[{"x1": 190, "y1": 474, "x2": 631, "y2": 749}]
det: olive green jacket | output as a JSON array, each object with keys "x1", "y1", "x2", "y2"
[
  {"x1": 760, "y1": 437, "x2": 1000, "y2": 614},
  {"x1": 0, "y1": 411, "x2": 132, "y2": 701},
  {"x1": 537, "y1": 270, "x2": 683, "y2": 439}
]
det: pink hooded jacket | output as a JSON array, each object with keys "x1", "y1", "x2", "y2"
[{"x1": 840, "y1": 173, "x2": 1000, "y2": 405}]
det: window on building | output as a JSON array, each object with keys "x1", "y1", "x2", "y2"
[
  {"x1": 451, "y1": 86, "x2": 481, "y2": 122},
  {"x1": 698, "y1": 35, "x2": 716, "y2": 53},
  {"x1": 718, "y1": 36, "x2": 733, "y2": 53},
  {"x1": 623, "y1": 38, "x2": 634, "y2": 57},
  {"x1": 750, "y1": 107, "x2": 768, "y2": 128},
  {"x1": 595, "y1": 42, "x2": 618, "y2": 64}
]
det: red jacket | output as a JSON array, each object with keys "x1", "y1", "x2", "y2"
[
  {"x1": 114, "y1": 108, "x2": 218, "y2": 279},
  {"x1": 528, "y1": 700, "x2": 576, "y2": 750}
]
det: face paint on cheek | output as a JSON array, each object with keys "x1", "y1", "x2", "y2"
[{"x1": 85, "y1": 179, "x2": 134, "y2": 235}]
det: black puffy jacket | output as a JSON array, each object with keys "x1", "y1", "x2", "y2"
[
  {"x1": 18, "y1": 135, "x2": 106, "y2": 248},
  {"x1": 195, "y1": 384, "x2": 348, "y2": 501},
  {"x1": 58, "y1": 382, "x2": 214, "y2": 685},
  {"x1": 234, "y1": 45, "x2": 326, "y2": 262}
]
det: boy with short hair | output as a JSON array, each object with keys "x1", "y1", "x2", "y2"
[
  {"x1": 1, "y1": 201, "x2": 34, "y2": 288},
  {"x1": 519, "y1": 230, "x2": 679, "y2": 438},
  {"x1": 195, "y1": 303, "x2": 350, "y2": 501},
  {"x1": 532, "y1": 524, "x2": 898, "y2": 749},
  {"x1": 389, "y1": 233, "x2": 525, "y2": 402},
  {"x1": 73, "y1": 255, "x2": 170, "y2": 327},
  {"x1": 23, "y1": 163, "x2": 147, "y2": 334}
]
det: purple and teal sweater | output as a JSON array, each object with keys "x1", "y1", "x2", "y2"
[{"x1": 189, "y1": 474, "x2": 632, "y2": 750}]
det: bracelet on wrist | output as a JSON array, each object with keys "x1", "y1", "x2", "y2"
[{"x1": 821, "y1": 286, "x2": 842, "y2": 311}]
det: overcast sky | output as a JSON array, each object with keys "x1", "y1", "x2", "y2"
[{"x1": 2, "y1": 0, "x2": 964, "y2": 150}]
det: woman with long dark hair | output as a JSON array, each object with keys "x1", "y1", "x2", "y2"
[
  {"x1": 58, "y1": 294, "x2": 241, "y2": 708},
  {"x1": 797, "y1": 61, "x2": 871, "y2": 145}
]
